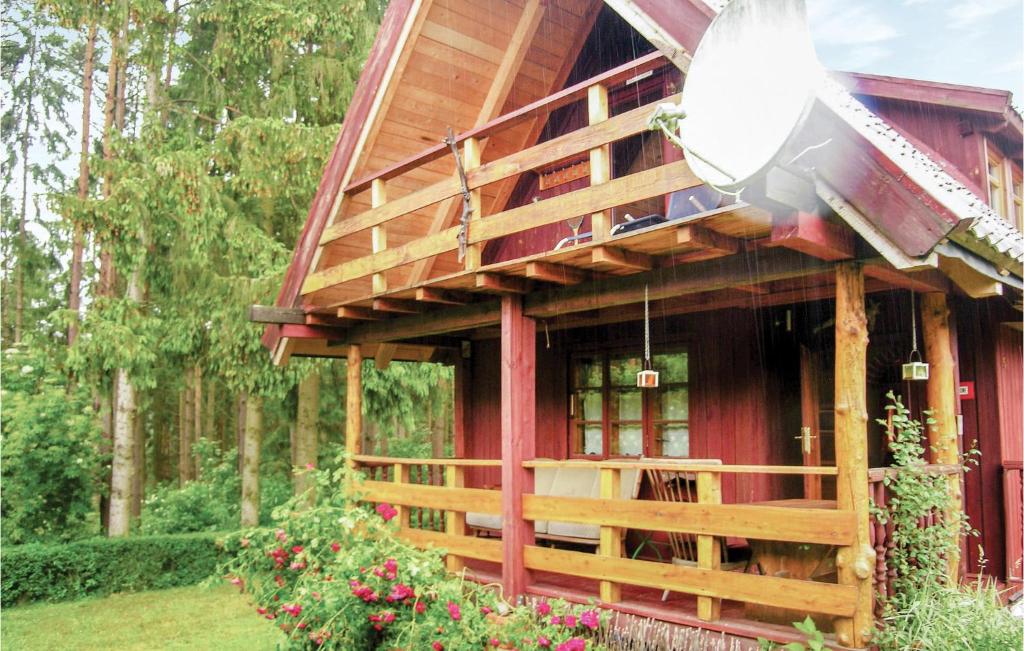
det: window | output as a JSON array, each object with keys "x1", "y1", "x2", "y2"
[
  {"x1": 986, "y1": 144, "x2": 1023, "y2": 230},
  {"x1": 569, "y1": 349, "x2": 690, "y2": 458}
]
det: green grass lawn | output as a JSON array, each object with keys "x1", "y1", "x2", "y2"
[{"x1": 1, "y1": 584, "x2": 284, "y2": 650}]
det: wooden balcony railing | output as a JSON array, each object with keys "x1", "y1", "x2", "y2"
[
  {"x1": 1003, "y1": 461, "x2": 1023, "y2": 583},
  {"x1": 351, "y1": 455, "x2": 860, "y2": 629},
  {"x1": 301, "y1": 52, "x2": 725, "y2": 306}
]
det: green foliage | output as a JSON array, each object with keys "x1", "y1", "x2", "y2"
[
  {"x1": 871, "y1": 392, "x2": 972, "y2": 594},
  {"x1": 874, "y1": 577, "x2": 1022, "y2": 650},
  {"x1": 0, "y1": 343, "x2": 101, "y2": 544},
  {"x1": 140, "y1": 441, "x2": 241, "y2": 534},
  {"x1": 219, "y1": 459, "x2": 609, "y2": 649},
  {"x1": 0, "y1": 532, "x2": 227, "y2": 607}
]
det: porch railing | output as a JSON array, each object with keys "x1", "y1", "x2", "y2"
[
  {"x1": 867, "y1": 464, "x2": 960, "y2": 616},
  {"x1": 351, "y1": 455, "x2": 859, "y2": 627}
]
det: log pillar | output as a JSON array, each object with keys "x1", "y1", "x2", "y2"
[
  {"x1": 500, "y1": 294, "x2": 536, "y2": 600},
  {"x1": 833, "y1": 263, "x2": 875, "y2": 649},
  {"x1": 345, "y1": 345, "x2": 363, "y2": 469},
  {"x1": 921, "y1": 292, "x2": 963, "y2": 581}
]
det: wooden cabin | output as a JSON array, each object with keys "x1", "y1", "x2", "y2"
[{"x1": 256, "y1": 1, "x2": 1023, "y2": 647}]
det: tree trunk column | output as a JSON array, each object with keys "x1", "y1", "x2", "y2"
[
  {"x1": 345, "y1": 346, "x2": 363, "y2": 469},
  {"x1": 833, "y1": 263, "x2": 875, "y2": 649},
  {"x1": 240, "y1": 395, "x2": 263, "y2": 527},
  {"x1": 921, "y1": 292, "x2": 963, "y2": 581},
  {"x1": 500, "y1": 295, "x2": 536, "y2": 600},
  {"x1": 295, "y1": 370, "x2": 321, "y2": 503}
]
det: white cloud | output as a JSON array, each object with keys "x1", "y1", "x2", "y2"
[
  {"x1": 947, "y1": 0, "x2": 1019, "y2": 27},
  {"x1": 808, "y1": 0, "x2": 899, "y2": 45}
]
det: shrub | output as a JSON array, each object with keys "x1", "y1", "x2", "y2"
[
  {"x1": 0, "y1": 532, "x2": 226, "y2": 607},
  {"x1": 220, "y1": 458, "x2": 609, "y2": 649},
  {"x1": 140, "y1": 442, "x2": 241, "y2": 534},
  {"x1": 0, "y1": 346, "x2": 101, "y2": 545}
]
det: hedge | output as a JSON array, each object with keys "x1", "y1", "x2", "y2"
[{"x1": 1, "y1": 532, "x2": 228, "y2": 607}]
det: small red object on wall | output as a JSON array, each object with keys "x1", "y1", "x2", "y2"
[{"x1": 958, "y1": 381, "x2": 975, "y2": 400}]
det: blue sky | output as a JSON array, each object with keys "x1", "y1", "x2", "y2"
[{"x1": 807, "y1": 0, "x2": 1023, "y2": 102}]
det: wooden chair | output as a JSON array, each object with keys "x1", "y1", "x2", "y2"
[{"x1": 644, "y1": 459, "x2": 749, "y2": 601}]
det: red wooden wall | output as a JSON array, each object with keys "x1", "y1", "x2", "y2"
[{"x1": 461, "y1": 308, "x2": 804, "y2": 504}]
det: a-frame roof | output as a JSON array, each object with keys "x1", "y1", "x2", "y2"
[{"x1": 263, "y1": 0, "x2": 1024, "y2": 360}]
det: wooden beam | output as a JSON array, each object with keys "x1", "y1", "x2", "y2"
[
  {"x1": 673, "y1": 225, "x2": 740, "y2": 262},
  {"x1": 525, "y1": 261, "x2": 586, "y2": 285},
  {"x1": 590, "y1": 246, "x2": 652, "y2": 272},
  {"x1": 920, "y1": 292, "x2": 963, "y2": 581},
  {"x1": 501, "y1": 295, "x2": 536, "y2": 599},
  {"x1": 476, "y1": 273, "x2": 529, "y2": 294},
  {"x1": 345, "y1": 301, "x2": 501, "y2": 343},
  {"x1": 526, "y1": 249, "x2": 832, "y2": 319},
  {"x1": 864, "y1": 263, "x2": 949, "y2": 293},
  {"x1": 374, "y1": 343, "x2": 397, "y2": 370},
  {"x1": 833, "y1": 263, "x2": 873, "y2": 649},
  {"x1": 477, "y1": 0, "x2": 544, "y2": 123},
  {"x1": 249, "y1": 305, "x2": 305, "y2": 324},
  {"x1": 696, "y1": 471, "x2": 722, "y2": 621},
  {"x1": 766, "y1": 211, "x2": 855, "y2": 261},
  {"x1": 598, "y1": 468, "x2": 621, "y2": 603},
  {"x1": 800, "y1": 346, "x2": 823, "y2": 500},
  {"x1": 345, "y1": 345, "x2": 362, "y2": 469},
  {"x1": 337, "y1": 306, "x2": 379, "y2": 320},
  {"x1": 463, "y1": 137, "x2": 483, "y2": 271},
  {"x1": 415, "y1": 287, "x2": 466, "y2": 305},
  {"x1": 372, "y1": 298, "x2": 421, "y2": 314}
]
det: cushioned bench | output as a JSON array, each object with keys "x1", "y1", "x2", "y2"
[{"x1": 466, "y1": 461, "x2": 644, "y2": 546}]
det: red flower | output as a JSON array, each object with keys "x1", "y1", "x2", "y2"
[
  {"x1": 291, "y1": 545, "x2": 304, "y2": 554},
  {"x1": 256, "y1": 607, "x2": 267, "y2": 615},
  {"x1": 580, "y1": 610, "x2": 599, "y2": 630},
  {"x1": 275, "y1": 575, "x2": 286, "y2": 587},
  {"x1": 376, "y1": 502, "x2": 398, "y2": 521},
  {"x1": 535, "y1": 601, "x2": 551, "y2": 616},
  {"x1": 490, "y1": 639, "x2": 501, "y2": 647},
  {"x1": 275, "y1": 529, "x2": 287, "y2": 542},
  {"x1": 564, "y1": 614, "x2": 578, "y2": 628},
  {"x1": 384, "y1": 558, "x2": 398, "y2": 573},
  {"x1": 555, "y1": 638, "x2": 586, "y2": 651},
  {"x1": 432, "y1": 643, "x2": 444, "y2": 651},
  {"x1": 330, "y1": 541, "x2": 341, "y2": 553},
  {"x1": 550, "y1": 615, "x2": 561, "y2": 626},
  {"x1": 480, "y1": 606, "x2": 493, "y2": 615},
  {"x1": 415, "y1": 601, "x2": 426, "y2": 614},
  {"x1": 537, "y1": 636, "x2": 551, "y2": 648},
  {"x1": 447, "y1": 601, "x2": 461, "y2": 621}
]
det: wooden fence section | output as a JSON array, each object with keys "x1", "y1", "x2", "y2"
[
  {"x1": 352, "y1": 455, "x2": 858, "y2": 628},
  {"x1": 352, "y1": 455, "x2": 502, "y2": 572}
]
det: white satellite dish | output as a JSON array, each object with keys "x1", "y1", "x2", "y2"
[{"x1": 679, "y1": 0, "x2": 824, "y2": 194}]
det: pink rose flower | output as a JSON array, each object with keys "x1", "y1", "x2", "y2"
[
  {"x1": 564, "y1": 614, "x2": 578, "y2": 628},
  {"x1": 550, "y1": 615, "x2": 561, "y2": 626},
  {"x1": 415, "y1": 601, "x2": 426, "y2": 614},
  {"x1": 330, "y1": 541, "x2": 341, "y2": 552},
  {"x1": 537, "y1": 636, "x2": 551, "y2": 648},
  {"x1": 490, "y1": 638, "x2": 501, "y2": 647},
  {"x1": 291, "y1": 545, "x2": 304, "y2": 554},
  {"x1": 376, "y1": 502, "x2": 398, "y2": 521},
  {"x1": 447, "y1": 601, "x2": 461, "y2": 621},
  {"x1": 580, "y1": 610, "x2": 599, "y2": 630},
  {"x1": 275, "y1": 529, "x2": 287, "y2": 542},
  {"x1": 535, "y1": 600, "x2": 551, "y2": 616},
  {"x1": 556, "y1": 638, "x2": 586, "y2": 651},
  {"x1": 432, "y1": 642, "x2": 444, "y2": 651}
]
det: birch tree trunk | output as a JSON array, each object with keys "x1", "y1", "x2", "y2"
[
  {"x1": 68, "y1": 21, "x2": 97, "y2": 347},
  {"x1": 294, "y1": 371, "x2": 320, "y2": 503},
  {"x1": 240, "y1": 394, "x2": 263, "y2": 527}
]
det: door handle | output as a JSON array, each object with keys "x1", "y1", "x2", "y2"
[{"x1": 794, "y1": 426, "x2": 817, "y2": 455}]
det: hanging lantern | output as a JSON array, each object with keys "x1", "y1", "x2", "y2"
[
  {"x1": 902, "y1": 292, "x2": 929, "y2": 381},
  {"x1": 637, "y1": 285, "x2": 659, "y2": 388}
]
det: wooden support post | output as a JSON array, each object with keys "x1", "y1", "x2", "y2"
[
  {"x1": 393, "y1": 462, "x2": 410, "y2": 528},
  {"x1": 833, "y1": 263, "x2": 875, "y2": 649},
  {"x1": 598, "y1": 467, "x2": 622, "y2": 603},
  {"x1": 371, "y1": 179, "x2": 388, "y2": 294},
  {"x1": 501, "y1": 294, "x2": 536, "y2": 600},
  {"x1": 588, "y1": 83, "x2": 610, "y2": 242},
  {"x1": 921, "y1": 292, "x2": 963, "y2": 581},
  {"x1": 696, "y1": 471, "x2": 722, "y2": 621},
  {"x1": 463, "y1": 137, "x2": 483, "y2": 270},
  {"x1": 345, "y1": 345, "x2": 363, "y2": 470},
  {"x1": 445, "y1": 465, "x2": 466, "y2": 573}
]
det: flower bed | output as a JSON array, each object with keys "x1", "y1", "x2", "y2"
[{"x1": 220, "y1": 461, "x2": 609, "y2": 649}]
